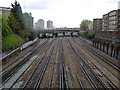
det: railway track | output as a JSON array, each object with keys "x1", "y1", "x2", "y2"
[
  {"x1": 67, "y1": 38, "x2": 100, "y2": 89},
  {"x1": 58, "y1": 39, "x2": 65, "y2": 89},
  {"x1": 14, "y1": 38, "x2": 55, "y2": 89},
  {"x1": 62, "y1": 38, "x2": 84, "y2": 89},
  {"x1": 69, "y1": 38, "x2": 108, "y2": 88},
  {"x1": 40, "y1": 38, "x2": 60, "y2": 89},
  {"x1": 0, "y1": 39, "x2": 46, "y2": 77},
  {"x1": 1, "y1": 37, "x2": 119, "y2": 89},
  {"x1": 1, "y1": 38, "x2": 54, "y2": 89},
  {"x1": 75, "y1": 37, "x2": 120, "y2": 72},
  {"x1": 71, "y1": 37, "x2": 120, "y2": 89},
  {"x1": 1, "y1": 39, "x2": 48, "y2": 86},
  {"x1": 74, "y1": 37, "x2": 120, "y2": 80},
  {"x1": 33, "y1": 42, "x2": 55, "y2": 89},
  {"x1": 21, "y1": 38, "x2": 55, "y2": 89}
]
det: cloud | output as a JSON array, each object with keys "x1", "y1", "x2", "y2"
[
  {"x1": 24, "y1": 0, "x2": 64, "y2": 10},
  {"x1": 104, "y1": 0, "x2": 118, "y2": 4},
  {"x1": 25, "y1": 2, "x2": 48, "y2": 9},
  {"x1": 0, "y1": 0, "x2": 119, "y2": 27}
]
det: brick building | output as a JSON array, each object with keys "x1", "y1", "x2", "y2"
[
  {"x1": 0, "y1": 7, "x2": 11, "y2": 19},
  {"x1": 102, "y1": 14, "x2": 108, "y2": 31},
  {"x1": 93, "y1": 18, "x2": 103, "y2": 30}
]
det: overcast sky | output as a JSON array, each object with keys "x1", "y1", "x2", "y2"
[{"x1": 1, "y1": 0, "x2": 119, "y2": 27}]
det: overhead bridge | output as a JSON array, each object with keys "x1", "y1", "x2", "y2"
[{"x1": 37, "y1": 28, "x2": 80, "y2": 38}]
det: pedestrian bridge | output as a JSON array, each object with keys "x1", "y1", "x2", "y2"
[{"x1": 37, "y1": 28, "x2": 80, "y2": 38}]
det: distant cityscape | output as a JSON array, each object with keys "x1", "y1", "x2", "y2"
[
  {"x1": 34, "y1": 19, "x2": 53, "y2": 29},
  {"x1": 1, "y1": 1, "x2": 120, "y2": 31}
]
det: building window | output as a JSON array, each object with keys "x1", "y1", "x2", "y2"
[
  {"x1": 114, "y1": 16, "x2": 116, "y2": 19},
  {"x1": 118, "y1": 25, "x2": 120, "y2": 28},
  {"x1": 118, "y1": 20, "x2": 120, "y2": 23},
  {"x1": 119, "y1": 16, "x2": 120, "y2": 19}
]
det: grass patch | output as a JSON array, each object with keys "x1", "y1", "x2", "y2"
[{"x1": 2, "y1": 34, "x2": 24, "y2": 52}]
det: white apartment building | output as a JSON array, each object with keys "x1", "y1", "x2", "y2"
[
  {"x1": 35, "y1": 19, "x2": 44, "y2": 29},
  {"x1": 47, "y1": 20, "x2": 53, "y2": 29}
]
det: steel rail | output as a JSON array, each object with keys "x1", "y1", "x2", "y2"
[
  {"x1": 72, "y1": 38, "x2": 108, "y2": 89},
  {"x1": 0, "y1": 39, "x2": 48, "y2": 88},
  {"x1": 76, "y1": 37, "x2": 120, "y2": 72},
  {"x1": 73, "y1": 38, "x2": 119, "y2": 89},
  {"x1": 48, "y1": 63, "x2": 55, "y2": 89},
  {"x1": 0, "y1": 39, "x2": 42, "y2": 75},
  {"x1": 67, "y1": 38, "x2": 98, "y2": 89},
  {"x1": 34, "y1": 39, "x2": 55, "y2": 89},
  {"x1": 58, "y1": 39, "x2": 64, "y2": 89},
  {"x1": 79, "y1": 37, "x2": 120, "y2": 64},
  {"x1": 65, "y1": 39, "x2": 84, "y2": 89},
  {"x1": 48, "y1": 39, "x2": 59, "y2": 89},
  {"x1": 22, "y1": 39, "x2": 55, "y2": 89},
  {"x1": 74, "y1": 38, "x2": 120, "y2": 89}
]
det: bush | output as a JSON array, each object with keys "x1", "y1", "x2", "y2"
[
  {"x1": 29, "y1": 30, "x2": 37, "y2": 40},
  {"x1": 79, "y1": 32, "x2": 83, "y2": 36},
  {"x1": 83, "y1": 31, "x2": 88, "y2": 36},
  {"x1": 87, "y1": 32, "x2": 95, "y2": 38},
  {"x1": 2, "y1": 18, "x2": 13, "y2": 38},
  {"x1": 2, "y1": 34, "x2": 24, "y2": 52},
  {"x1": 79, "y1": 31, "x2": 88, "y2": 36},
  {"x1": 79, "y1": 31, "x2": 95, "y2": 39}
]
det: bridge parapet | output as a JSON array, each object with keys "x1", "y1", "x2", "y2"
[
  {"x1": 38, "y1": 29, "x2": 79, "y2": 34},
  {"x1": 38, "y1": 28, "x2": 79, "y2": 37}
]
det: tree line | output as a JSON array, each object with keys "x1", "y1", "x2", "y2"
[
  {"x1": 80, "y1": 19, "x2": 93, "y2": 31},
  {"x1": 79, "y1": 19, "x2": 95, "y2": 39},
  {"x1": 2, "y1": 1, "x2": 37, "y2": 41},
  {"x1": 1, "y1": 1, "x2": 37, "y2": 52}
]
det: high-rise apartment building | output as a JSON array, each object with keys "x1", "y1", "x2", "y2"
[
  {"x1": 38, "y1": 19, "x2": 44, "y2": 28},
  {"x1": 93, "y1": 19, "x2": 103, "y2": 30},
  {"x1": 47, "y1": 20, "x2": 53, "y2": 29},
  {"x1": 35, "y1": 19, "x2": 44, "y2": 29}
]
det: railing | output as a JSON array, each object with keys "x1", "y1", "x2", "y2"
[{"x1": 0, "y1": 37, "x2": 38, "y2": 61}]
